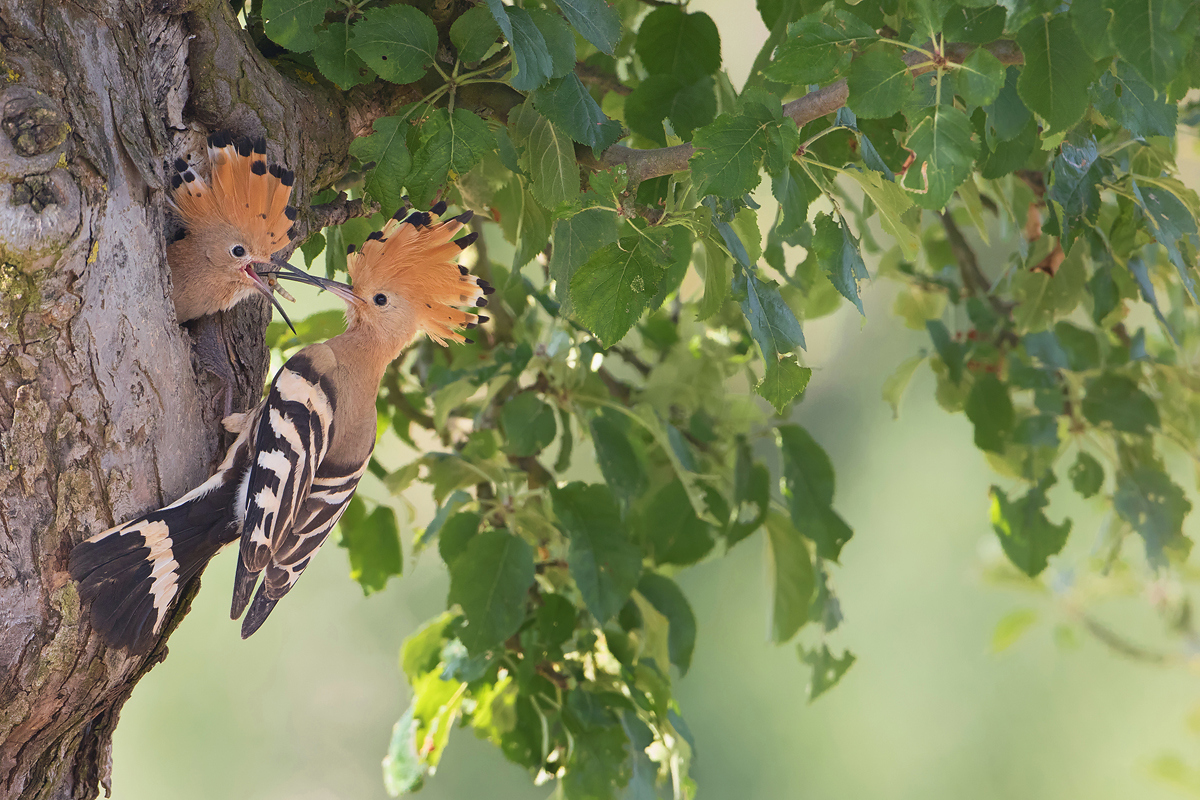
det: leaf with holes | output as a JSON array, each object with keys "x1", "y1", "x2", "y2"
[
  {"x1": 571, "y1": 236, "x2": 668, "y2": 346},
  {"x1": 351, "y1": 5, "x2": 438, "y2": 85}
]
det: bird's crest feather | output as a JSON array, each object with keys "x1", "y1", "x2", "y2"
[
  {"x1": 347, "y1": 202, "x2": 490, "y2": 345},
  {"x1": 168, "y1": 131, "x2": 297, "y2": 254}
]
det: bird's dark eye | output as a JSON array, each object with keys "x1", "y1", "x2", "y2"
[
  {"x1": 373, "y1": 293, "x2": 388, "y2": 307},
  {"x1": 230, "y1": 244, "x2": 246, "y2": 258}
]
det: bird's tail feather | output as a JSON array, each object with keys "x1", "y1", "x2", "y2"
[{"x1": 69, "y1": 443, "x2": 251, "y2": 654}]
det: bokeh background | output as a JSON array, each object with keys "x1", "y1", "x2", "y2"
[{"x1": 110, "y1": 4, "x2": 1200, "y2": 799}]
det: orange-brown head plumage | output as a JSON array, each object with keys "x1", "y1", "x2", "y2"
[
  {"x1": 166, "y1": 132, "x2": 299, "y2": 322},
  {"x1": 326, "y1": 202, "x2": 490, "y2": 362}
]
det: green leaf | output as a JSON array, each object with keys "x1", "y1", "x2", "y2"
[
  {"x1": 772, "y1": 160, "x2": 815, "y2": 238},
  {"x1": 500, "y1": 392, "x2": 557, "y2": 457},
  {"x1": 338, "y1": 503, "x2": 402, "y2": 594},
  {"x1": 765, "y1": 510, "x2": 815, "y2": 644},
  {"x1": 449, "y1": 529, "x2": 536, "y2": 651},
  {"x1": 1114, "y1": 466, "x2": 1193, "y2": 566},
  {"x1": 487, "y1": 2, "x2": 554, "y2": 91},
  {"x1": 778, "y1": 425, "x2": 853, "y2": 561},
  {"x1": 738, "y1": 269, "x2": 806, "y2": 361},
  {"x1": 438, "y1": 511, "x2": 481, "y2": 567},
  {"x1": 965, "y1": 373, "x2": 1014, "y2": 453},
  {"x1": 383, "y1": 706, "x2": 425, "y2": 795},
  {"x1": 901, "y1": 105, "x2": 978, "y2": 210},
  {"x1": 841, "y1": 167, "x2": 919, "y2": 257},
  {"x1": 550, "y1": 209, "x2": 619, "y2": 311},
  {"x1": 526, "y1": 8, "x2": 575, "y2": 80},
  {"x1": 991, "y1": 608, "x2": 1039, "y2": 652},
  {"x1": 943, "y1": 6, "x2": 1007, "y2": 43},
  {"x1": 846, "y1": 46, "x2": 913, "y2": 119},
  {"x1": 1092, "y1": 61, "x2": 1178, "y2": 138},
  {"x1": 351, "y1": 5, "x2": 438, "y2": 85},
  {"x1": 757, "y1": 358, "x2": 812, "y2": 414},
  {"x1": 311, "y1": 22, "x2": 373, "y2": 89},
  {"x1": 555, "y1": 482, "x2": 643, "y2": 624},
  {"x1": 765, "y1": 18, "x2": 852, "y2": 86},
  {"x1": 1072, "y1": 0, "x2": 1116, "y2": 59},
  {"x1": 556, "y1": 0, "x2": 622, "y2": 55},
  {"x1": 983, "y1": 67, "x2": 1032, "y2": 145},
  {"x1": 405, "y1": 108, "x2": 494, "y2": 207},
  {"x1": 496, "y1": 181, "x2": 551, "y2": 269},
  {"x1": 801, "y1": 644, "x2": 855, "y2": 702},
  {"x1": 1069, "y1": 452, "x2": 1105, "y2": 498},
  {"x1": 696, "y1": 238, "x2": 731, "y2": 321},
  {"x1": 1048, "y1": 135, "x2": 1105, "y2": 253},
  {"x1": 1081, "y1": 374, "x2": 1160, "y2": 434},
  {"x1": 989, "y1": 476, "x2": 1071, "y2": 578},
  {"x1": 349, "y1": 115, "x2": 413, "y2": 215},
  {"x1": 729, "y1": 451, "x2": 769, "y2": 547},
  {"x1": 637, "y1": 479, "x2": 715, "y2": 567},
  {"x1": 883, "y1": 354, "x2": 926, "y2": 419},
  {"x1": 510, "y1": 102, "x2": 580, "y2": 208},
  {"x1": 263, "y1": 0, "x2": 333, "y2": 52},
  {"x1": 811, "y1": 212, "x2": 869, "y2": 314},
  {"x1": 1111, "y1": 0, "x2": 1196, "y2": 86},
  {"x1": 1015, "y1": 15, "x2": 1095, "y2": 134},
  {"x1": 571, "y1": 236, "x2": 667, "y2": 346},
  {"x1": 298, "y1": 231, "x2": 325, "y2": 268},
  {"x1": 1131, "y1": 178, "x2": 1200, "y2": 301},
  {"x1": 955, "y1": 47, "x2": 1005, "y2": 107},
  {"x1": 451, "y1": 5, "x2": 501, "y2": 63},
  {"x1": 637, "y1": 574, "x2": 697, "y2": 674},
  {"x1": 625, "y1": 74, "x2": 718, "y2": 145},
  {"x1": 690, "y1": 107, "x2": 787, "y2": 197},
  {"x1": 590, "y1": 412, "x2": 647, "y2": 510},
  {"x1": 400, "y1": 612, "x2": 454, "y2": 681},
  {"x1": 1011, "y1": 245, "x2": 1088, "y2": 332},
  {"x1": 532, "y1": 74, "x2": 623, "y2": 150},
  {"x1": 563, "y1": 725, "x2": 632, "y2": 800},
  {"x1": 635, "y1": 6, "x2": 721, "y2": 83}
]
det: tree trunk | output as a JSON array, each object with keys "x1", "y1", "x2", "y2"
[{"x1": 0, "y1": 0, "x2": 373, "y2": 796}]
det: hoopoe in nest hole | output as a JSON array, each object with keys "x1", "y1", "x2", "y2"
[
  {"x1": 167, "y1": 130, "x2": 317, "y2": 329},
  {"x1": 69, "y1": 202, "x2": 494, "y2": 653}
]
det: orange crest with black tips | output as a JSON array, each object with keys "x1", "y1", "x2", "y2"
[
  {"x1": 346, "y1": 203, "x2": 491, "y2": 345},
  {"x1": 168, "y1": 132, "x2": 297, "y2": 258}
]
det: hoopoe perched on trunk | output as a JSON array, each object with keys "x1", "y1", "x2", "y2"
[
  {"x1": 69, "y1": 203, "x2": 493, "y2": 653},
  {"x1": 167, "y1": 130, "x2": 307, "y2": 328}
]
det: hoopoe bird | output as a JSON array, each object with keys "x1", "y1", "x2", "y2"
[
  {"x1": 167, "y1": 130, "x2": 304, "y2": 327},
  {"x1": 69, "y1": 203, "x2": 493, "y2": 653}
]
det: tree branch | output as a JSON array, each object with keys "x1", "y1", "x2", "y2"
[
  {"x1": 309, "y1": 193, "x2": 379, "y2": 230},
  {"x1": 600, "y1": 40, "x2": 1025, "y2": 188},
  {"x1": 939, "y1": 211, "x2": 1011, "y2": 318}
]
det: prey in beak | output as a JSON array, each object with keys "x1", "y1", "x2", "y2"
[{"x1": 256, "y1": 255, "x2": 363, "y2": 307}]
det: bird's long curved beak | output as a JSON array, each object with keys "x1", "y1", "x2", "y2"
[
  {"x1": 244, "y1": 261, "x2": 298, "y2": 335},
  {"x1": 258, "y1": 255, "x2": 363, "y2": 306}
]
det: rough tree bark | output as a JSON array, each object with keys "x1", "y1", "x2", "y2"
[{"x1": 0, "y1": 1, "x2": 397, "y2": 797}]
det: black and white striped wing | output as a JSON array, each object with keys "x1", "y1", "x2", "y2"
[
  {"x1": 232, "y1": 353, "x2": 336, "y2": 618},
  {"x1": 239, "y1": 460, "x2": 369, "y2": 637}
]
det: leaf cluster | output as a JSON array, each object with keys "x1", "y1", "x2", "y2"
[{"x1": 250, "y1": 0, "x2": 1200, "y2": 796}]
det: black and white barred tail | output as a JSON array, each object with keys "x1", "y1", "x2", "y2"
[{"x1": 68, "y1": 436, "x2": 253, "y2": 654}]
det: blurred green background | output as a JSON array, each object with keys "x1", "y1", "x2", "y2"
[{"x1": 111, "y1": 5, "x2": 1200, "y2": 799}]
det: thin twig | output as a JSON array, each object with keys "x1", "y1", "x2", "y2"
[
  {"x1": 939, "y1": 211, "x2": 1011, "y2": 318},
  {"x1": 600, "y1": 40, "x2": 1024, "y2": 189},
  {"x1": 310, "y1": 193, "x2": 379, "y2": 229}
]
